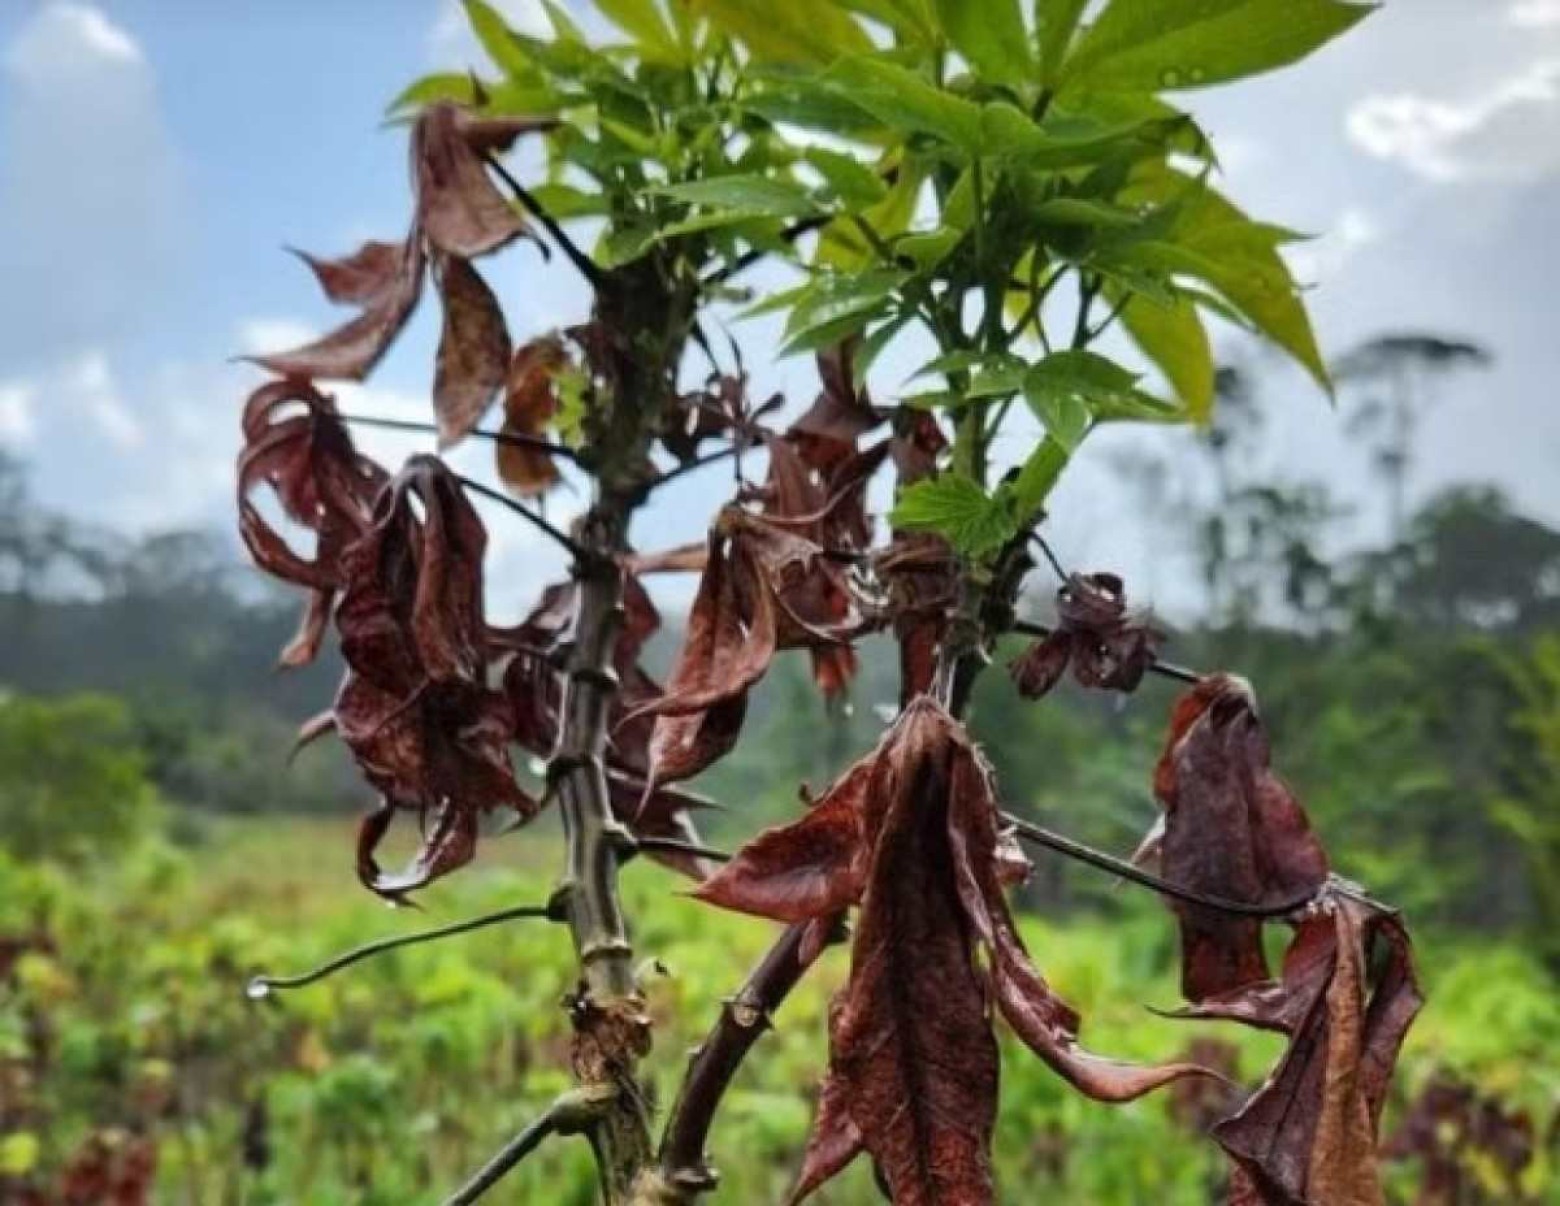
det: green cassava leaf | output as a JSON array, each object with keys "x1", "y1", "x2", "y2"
[
  {"x1": 840, "y1": 0, "x2": 939, "y2": 42},
  {"x1": 1063, "y1": 0, "x2": 1373, "y2": 95},
  {"x1": 386, "y1": 72, "x2": 484, "y2": 114},
  {"x1": 782, "y1": 270, "x2": 908, "y2": 344},
  {"x1": 823, "y1": 57, "x2": 983, "y2": 149},
  {"x1": 854, "y1": 313, "x2": 916, "y2": 387},
  {"x1": 1032, "y1": 197, "x2": 1142, "y2": 228},
  {"x1": 1119, "y1": 166, "x2": 1329, "y2": 390},
  {"x1": 596, "y1": 0, "x2": 681, "y2": 60},
  {"x1": 1035, "y1": 0, "x2": 1091, "y2": 85},
  {"x1": 896, "y1": 226, "x2": 964, "y2": 268},
  {"x1": 933, "y1": 0, "x2": 1036, "y2": 88},
  {"x1": 691, "y1": 0, "x2": 873, "y2": 64},
  {"x1": 1112, "y1": 287, "x2": 1215, "y2": 421},
  {"x1": 654, "y1": 174, "x2": 819, "y2": 217},
  {"x1": 816, "y1": 161, "x2": 924, "y2": 268},
  {"x1": 461, "y1": 0, "x2": 534, "y2": 77},
  {"x1": 526, "y1": 181, "x2": 609, "y2": 219},
  {"x1": 1022, "y1": 349, "x2": 1175, "y2": 446},
  {"x1": 804, "y1": 147, "x2": 889, "y2": 206},
  {"x1": 890, "y1": 473, "x2": 1018, "y2": 557}
]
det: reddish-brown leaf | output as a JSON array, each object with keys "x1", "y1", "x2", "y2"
[
  {"x1": 888, "y1": 408, "x2": 948, "y2": 485},
  {"x1": 495, "y1": 334, "x2": 567, "y2": 495},
  {"x1": 788, "y1": 1067, "x2": 865, "y2": 1205},
  {"x1": 787, "y1": 337, "x2": 885, "y2": 473},
  {"x1": 413, "y1": 103, "x2": 544, "y2": 259},
  {"x1": 433, "y1": 254, "x2": 512, "y2": 448},
  {"x1": 694, "y1": 759, "x2": 872, "y2": 922},
  {"x1": 1210, "y1": 891, "x2": 1423, "y2": 1206},
  {"x1": 1008, "y1": 631, "x2": 1071, "y2": 698},
  {"x1": 636, "y1": 507, "x2": 872, "y2": 787},
  {"x1": 290, "y1": 240, "x2": 405, "y2": 305},
  {"x1": 331, "y1": 456, "x2": 534, "y2": 900},
  {"x1": 704, "y1": 698, "x2": 1209, "y2": 1203},
  {"x1": 874, "y1": 535, "x2": 958, "y2": 704},
  {"x1": 252, "y1": 104, "x2": 552, "y2": 385},
  {"x1": 1009, "y1": 573, "x2": 1163, "y2": 699},
  {"x1": 1151, "y1": 674, "x2": 1331, "y2": 1002},
  {"x1": 251, "y1": 235, "x2": 426, "y2": 382},
  {"x1": 235, "y1": 380, "x2": 386, "y2": 666}
]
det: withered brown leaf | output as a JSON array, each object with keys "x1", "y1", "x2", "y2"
[
  {"x1": 636, "y1": 508, "x2": 866, "y2": 788},
  {"x1": 332, "y1": 456, "x2": 535, "y2": 900},
  {"x1": 1010, "y1": 572, "x2": 1163, "y2": 698},
  {"x1": 236, "y1": 379, "x2": 387, "y2": 666},
  {"x1": 698, "y1": 698, "x2": 1208, "y2": 1204},
  {"x1": 495, "y1": 334, "x2": 567, "y2": 495},
  {"x1": 413, "y1": 104, "x2": 552, "y2": 259},
  {"x1": 1206, "y1": 891, "x2": 1423, "y2": 1206},
  {"x1": 251, "y1": 104, "x2": 552, "y2": 385},
  {"x1": 1150, "y1": 675, "x2": 1331, "y2": 1002},
  {"x1": 433, "y1": 254, "x2": 512, "y2": 447},
  {"x1": 252, "y1": 234, "x2": 426, "y2": 382},
  {"x1": 786, "y1": 337, "x2": 885, "y2": 474}
]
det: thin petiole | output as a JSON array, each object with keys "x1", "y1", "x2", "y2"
[{"x1": 245, "y1": 904, "x2": 553, "y2": 998}]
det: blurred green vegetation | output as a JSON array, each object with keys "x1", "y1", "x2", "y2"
[{"x1": 4, "y1": 388, "x2": 1560, "y2": 1201}]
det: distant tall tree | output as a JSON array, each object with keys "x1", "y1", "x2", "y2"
[{"x1": 1334, "y1": 333, "x2": 1492, "y2": 546}]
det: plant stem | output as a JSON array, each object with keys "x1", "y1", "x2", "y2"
[
  {"x1": 485, "y1": 155, "x2": 606, "y2": 289},
  {"x1": 648, "y1": 922, "x2": 839, "y2": 1199},
  {"x1": 1002, "y1": 814, "x2": 1318, "y2": 918},
  {"x1": 552, "y1": 503, "x2": 656, "y2": 1197},
  {"x1": 246, "y1": 905, "x2": 553, "y2": 997},
  {"x1": 444, "y1": 1086, "x2": 617, "y2": 1205},
  {"x1": 337, "y1": 412, "x2": 582, "y2": 462},
  {"x1": 456, "y1": 474, "x2": 587, "y2": 560}
]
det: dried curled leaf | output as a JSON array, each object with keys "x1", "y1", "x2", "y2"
[
  {"x1": 413, "y1": 104, "x2": 552, "y2": 259},
  {"x1": 496, "y1": 335, "x2": 568, "y2": 495},
  {"x1": 637, "y1": 508, "x2": 869, "y2": 788},
  {"x1": 786, "y1": 337, "x2": 886, "y2": 474},
  {"x1": 1151, "y1": 675, "x2": 1331, "y2": 1002},
  {"x1": 873, "y1": 534, "x2": 958, "y2": 704},
  {"x1": 432, "y1": 254, "x2": 512, "y2": 447},
  {"x1": 699, "y1": 698, "x2": 1209, "y2": 1204},
  {"x1": 331, "y1": 456, "x2": 535, "y2": 901},
  {"x1": 250, "y1": 103, "x2": 553, "y2": 391},
  {"x1": 1010, "y1": 572, "x2": 1163, "y2": 698},
  {"x1": 1208, "y1": 891, "x2": 1423, "y2": 1206},
  {"x1": 252, "y1": 234, "x2": 427, "y2": 382},
  {"x1": 236, "y1": 380, "x2": 387, "y2": 666}
]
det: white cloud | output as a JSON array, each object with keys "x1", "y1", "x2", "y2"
[
  {"x1": 3, "y1": 3, "x2": 142, "y2": 81},
  {"x1": 1347, "y1": 58, "x2": 1560, "y2": 183},
  {"x1": 1510, "y1": 0, "x2": 1560, "y2": 27},
  {"x1": 0, "y1": 3, "x2": 185, "y2": 370},
  {"x1": 429, "y1": 0, "x2": 548, "y2": 65},
  {"x1": 63, "y1": 352, "x2": 143, "y2": 449},
  {"x1": 1287, "y1": 205, "x2": 1378, "y2": 283},
  {"x1": 0, "y1": 383, "x2": 36, "y2": 444}
]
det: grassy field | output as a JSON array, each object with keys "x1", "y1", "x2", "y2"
[{"x1": 2, "y1": 816, "x2": 1556, "y2": 1204}]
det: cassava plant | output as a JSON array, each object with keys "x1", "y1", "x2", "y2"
[{"x1": 235, "y1": 1, "x2": 1421, "y2": 1202}]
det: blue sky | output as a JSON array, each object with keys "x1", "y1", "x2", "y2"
[{"x1": 2, "y1": 0, "x2": 1558, "y2": 617}]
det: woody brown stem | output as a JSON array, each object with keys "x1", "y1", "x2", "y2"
[
  {"x1": 645, "y1": 921, "x2": 841, "y2": 1200},
  {"x1": 543, "y1": 258, "x2": 699, "y2": 1202}
]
